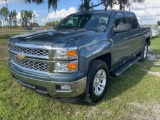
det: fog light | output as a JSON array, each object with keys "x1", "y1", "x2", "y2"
[{"x1": 60, "y1": 84, "x2": 71, "y2": 90}]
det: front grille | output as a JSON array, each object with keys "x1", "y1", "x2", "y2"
[
  {"x1": 8, "y1": 44, "x2": 49, "y2": 57},
  {"x1": 10, "y1": 53, "x2": 49, "y2": 72}
]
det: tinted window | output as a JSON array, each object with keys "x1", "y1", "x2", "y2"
[
  {"x1": 114, "y1": 12, "x2": 126, "y2": 27},
  {"x1": 55, "y1": 14, "x2": 109, "y2": 32},
  {"x1": 126, "y1": 13, "x2": 139, "y2": 29}
]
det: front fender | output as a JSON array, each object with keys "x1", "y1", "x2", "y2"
[{"x1": 78, "y1": 40, "x2": 112, "y2": 76}]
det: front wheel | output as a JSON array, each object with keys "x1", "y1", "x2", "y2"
[
  {"x1": 85, "y1": 60, "x2": 109, "y2": 104},
  {"x1": 140, "y1": 41, "x2": 148, "y2": 61}
]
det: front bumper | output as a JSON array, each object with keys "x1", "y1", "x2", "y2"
[{"x1": 8, "y1": 60, "x2": 87, "y2": 103}]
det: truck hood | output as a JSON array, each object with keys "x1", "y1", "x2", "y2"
[{"x1": 9, "y1": 29, "x2": 93, "y2": 47}]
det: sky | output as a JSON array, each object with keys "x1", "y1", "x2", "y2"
[{"x1": 0, "y1": 0, "x2": 160, "y2": 26}]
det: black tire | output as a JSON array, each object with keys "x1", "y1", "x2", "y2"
[
  {"x1": 139, "y1": 41, "x2": 148, "y2": 62},
  {"x1": 85, "y1": 60, "x2": 109, "y2": 104}
]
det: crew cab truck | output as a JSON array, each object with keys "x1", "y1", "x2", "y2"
[{"x1": 7, "y1": 10, "x2": 151, "y2": 103}]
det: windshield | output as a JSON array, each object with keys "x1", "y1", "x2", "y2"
[{"x1": 55, "y1": 14, "x2": 109, "y2": 32}]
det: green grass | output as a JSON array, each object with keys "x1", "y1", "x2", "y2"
[
  {"x1": 0, "y1": 35, "x2": 160, "y2": 120},
  {"x1": 150, "y1": 37, "x2": 160, "y2": 54},
  {"x1": 0, "y1": 30, "x2": 35, "y2": 39}
]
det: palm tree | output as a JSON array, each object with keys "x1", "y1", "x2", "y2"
[
  {"x1": 79, "y1": 0, "x2": 111, "y2": 11},
  {"x1": 118, "y1": 0, "x2": 145, "y2": 10},
  {"x1": 102, "y1": 0, "x2": 117, "y2": 10},
  {"x1": 1, "y1": 0, "x2": 145, "y2": 11},
  {"x1": 127, "y1": 0, "x2": 145, "y2": 11},
  {"x1": 0, "y1": 0, "x2": 59, "y2": 11},
  {"x1": 24, "y1": 0, "x2": 59, "y2": 11}
]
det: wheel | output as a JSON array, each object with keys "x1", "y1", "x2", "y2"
[
  {"x1": 139, "y1": 41, "x2": 148, "y2": 61},
  {"x1": 85, "y1": 60, "x2": 109, "y2": 104}
]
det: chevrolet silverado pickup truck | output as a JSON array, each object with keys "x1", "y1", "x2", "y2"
[{"x1": 8, "y1": 10, "x2": 151, "y2": 103}]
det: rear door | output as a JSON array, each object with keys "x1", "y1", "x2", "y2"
[{"x1": 126, "y1": 13, "x2": 142, "y2": 57}]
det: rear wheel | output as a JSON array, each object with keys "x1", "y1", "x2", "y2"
[
  {"x1": 140, "y1": 41, "x2": 148, "y2": 61},
  {"x1": 85, "y1": 60, "x2": 109, "y2": 104}
]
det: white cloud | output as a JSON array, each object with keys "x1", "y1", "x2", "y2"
[
  {"x1": 130, "y1": 0, "x2": 160, "y2": 24},
  {"x1": 39, "y1": 7, "x2": 77, "y2": 26},
  {"x1": 0, "y1": 0, "x2": 23, "y2": 5},
  {"x1": 39, "y1": 17, "x2": 49, "y2": 26},
  {"x1": 16, "y1": 12, "x2": 21, "y2": 20},
  {"x1": 0, "y1": 0, "x2": 7, "y2": 5},
  {"x1": 41, "y1": 17, "x2": 49, "y2": 22},
  {"x1": 110, "y1": 0, "x2": 160, "y2": 25},
  {"x1": 33, "y1": 11, "x2": 39, "y2": 17},
  {"x1": 47, "y1": 7, "x2": 77, "y2": 19}
]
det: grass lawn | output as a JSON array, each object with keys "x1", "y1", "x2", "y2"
[
  {"x1": 0, "y1": 34, "x2": 160, "y2": 120},
  {"x1": 0, "y1": 29, "x2": 36, "y2": 39}
]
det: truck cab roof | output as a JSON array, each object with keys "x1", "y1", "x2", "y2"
[{"x1": 75, "y1": 10, "x2": 135, "y2": 16}]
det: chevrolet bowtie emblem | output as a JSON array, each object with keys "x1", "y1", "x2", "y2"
[{"x1": 17, "y1": 54, "x2": 25, "y2": 60}]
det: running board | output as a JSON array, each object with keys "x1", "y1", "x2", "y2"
[{"x1": 110, "y1": 56, "x2": 140, "y2": 77}]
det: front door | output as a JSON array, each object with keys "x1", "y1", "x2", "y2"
[{"x1": 111, "y1": 12, "x2": 132, "y2": 69}]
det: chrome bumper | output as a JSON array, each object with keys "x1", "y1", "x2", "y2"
[{"x1": 8, "y1": 60, "x2": 87, "y2": 98}]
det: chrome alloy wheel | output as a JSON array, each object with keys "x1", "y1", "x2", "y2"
[
  {"x1": 144, "y1": 44, "x2": 148, "y2": 58},
  {"x1": 93, "y1": 69, "x2": 106, "y2": 96}
]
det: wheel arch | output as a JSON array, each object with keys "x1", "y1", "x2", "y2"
[{"x1": 88, "y1": 53, "x2": 112, "y2": 72}]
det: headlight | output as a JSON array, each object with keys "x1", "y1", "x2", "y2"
[
  {"x1": 54, "y1": 61, "x2": 78, "y2": 72},
  {"x1": 54, "y1": 47, "x2": 77, "y2": 60}
]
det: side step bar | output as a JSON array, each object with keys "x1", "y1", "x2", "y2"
[{"x1": 110, "y1": 56, "x2": 140, "y2": 77}]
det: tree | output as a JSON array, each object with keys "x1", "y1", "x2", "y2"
[
  {"x1": 30, "y1": 22, "x2": 39, "y2": 27},
  {"x1": 79, "y1": 0, "x2": 145, "y2": 11},
  {"x1": 45, "y1": 20, "x2": 60, "y2": 28},
  {"x1": 8, "y1": 11, "x2": 13, "y2": 27},
  {"x1": 0, "y1": 6, "x2": 17, "y2": 27},
  {"x1": 20, "y1": 10, "x2": 36, "y2": 27},
  {"x1": 79, "y1": 0, "x2": 109, "y2": 11},
  {"x1": 122, "y1": 0, "x2": 145, "y2": 10},
  {"x1": 1, "y1": 0, "x2": 105, "y2": 11},
  {"x1": 0, "y1": 20, "x2": 2, "y2": 28},
  {"x1": 24, "y1": 0, "x2": 59, "y2": 11},
  {"x1": 103, "y1": 0, "x2": 117, "y2": 10},
  {"x1": 12, "y1": 10, "x2": 17, "y2": 27},
  {"x1": 8, "y1": 10, "x2": 17, "y2": 27},
  {"x1": 0, "y1": 7, "x2": 9, "y2": 26},
  {"x1": 1, "y1": 0, "x2": 145, "y2": 12},
  {"x1": 115, "y1": 0, "x2": 145, "y2": 10},
  {"x1": 0, "y1": 0, "x2": 59, "y2": 11}
]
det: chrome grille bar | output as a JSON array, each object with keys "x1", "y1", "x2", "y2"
[
  {"x1": 8, "y1": 44, "x2": 50, "y2": 59},
  {"x1": 9, "y1": 44, "x2": 49, "y2": 56},
  {"x1": 10, "y1": 53, "x2": 50, "y2": 72}
]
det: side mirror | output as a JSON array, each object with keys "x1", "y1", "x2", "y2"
[{"x1": 113, "y1": 23, "x2": 132, "y2": 33}]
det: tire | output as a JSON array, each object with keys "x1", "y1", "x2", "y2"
[
  {"x1": 139, "y1": 41, "x2": 148, "y2": 61},
  {"x1": 85, "y1": 60, "x2": 109, "y2": 104}
]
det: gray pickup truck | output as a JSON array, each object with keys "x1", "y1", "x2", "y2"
[{"x1": 8, "y1": 10, "x2": 151, "y2": 103}]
